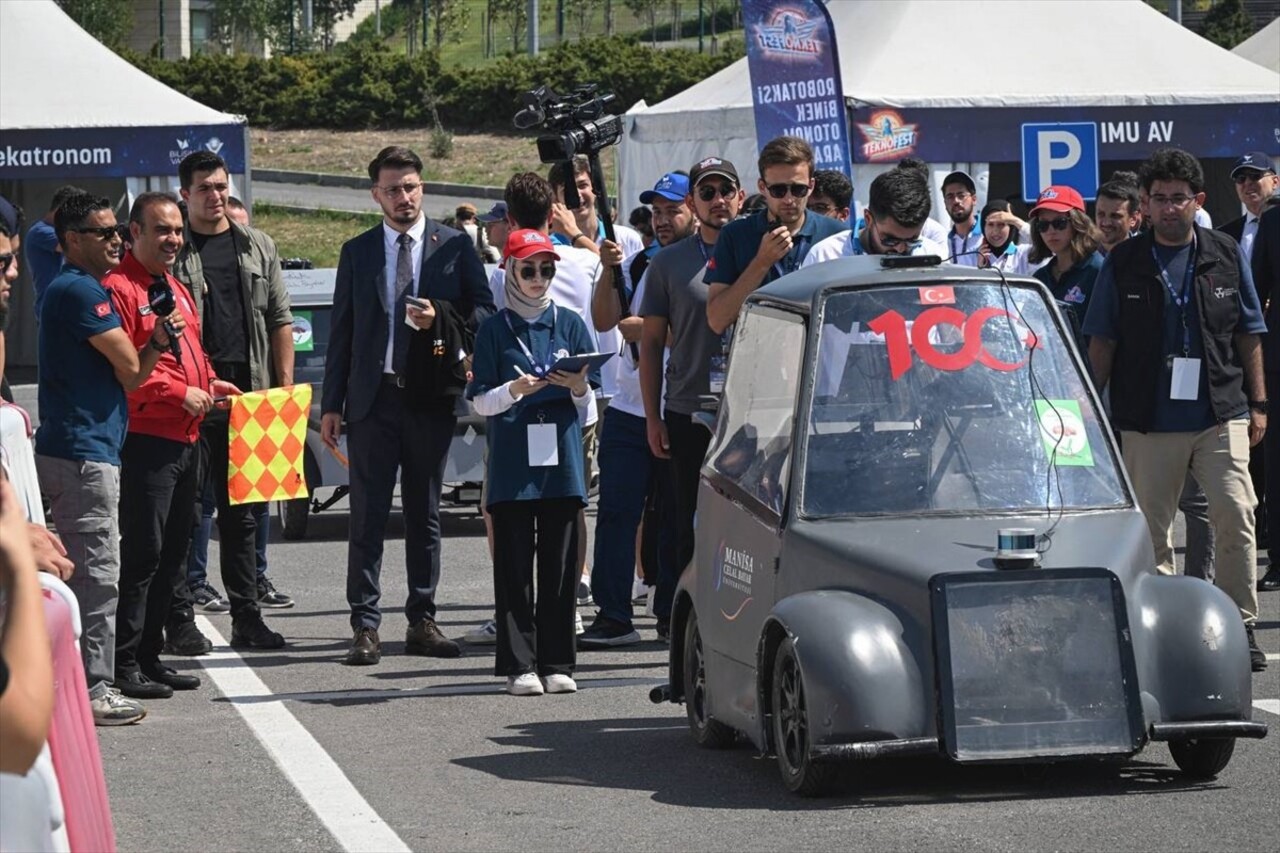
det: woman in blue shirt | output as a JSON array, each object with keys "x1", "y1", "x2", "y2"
[
  {"x1": 467, "y1": 230, "x2": 597, "y2": 696},
  {"x1": 1028, "y1": 185, "x2": 1105, "y2": 347}
]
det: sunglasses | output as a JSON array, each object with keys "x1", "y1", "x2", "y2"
[
  {"x1": 697, "y1": 183, "x2": 737, "y2": 202},
  {"x1": 764, "y1": 182, "x2": 811, "y2": 199},
  {"x1": 75, "y1": 225, "x2": 122, "y2": 240},
  {"x1": 0, "y1": 253, "x2": 13, "y2": 274},
  {"x1": 1033, "y1": 216, "x2": 1072, "y2": 233},
  {"x1": 516, "y1": 262, "x2": 556, "y2": 282},
  {"x1": 1233, "y1": 171, "x2": 1272, "y2": 185}
]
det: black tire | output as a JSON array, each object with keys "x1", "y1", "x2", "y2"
[
  {"x1": 1169, "y1": 737, "x2": 1236, "y2": 779},
  {"x1": 682, "y1": 609, "x2": 736, "y2": 749},
  {"x1": 278, "y1": 497, "x2": 310, "y2": 541},
  {"x1": 771, "y1": 637, "x2": 839, "y2": 797}
]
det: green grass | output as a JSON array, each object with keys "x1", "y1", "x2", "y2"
[{"x1": 253, "y1": 204, "x2": 380, "y2": 268}]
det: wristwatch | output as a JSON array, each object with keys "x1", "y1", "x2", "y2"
[
  {"x1": 1249, "y1": 399, "x2": 1268, "y2": 414},
  {"x1": 148, "y1": 336, "x2": 168, "y2": 354}
]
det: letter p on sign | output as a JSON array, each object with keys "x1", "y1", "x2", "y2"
[{"x1": 1021, "y1": 122, "x2": 1099, "y2": 203}]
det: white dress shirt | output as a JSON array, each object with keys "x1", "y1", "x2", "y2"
[
  {"x1": 382, "y1": 215, "x2": 426, "y2": 374},
  {"x1": 1240, "y1": 214, "x2": 1260, "y2": 266}
]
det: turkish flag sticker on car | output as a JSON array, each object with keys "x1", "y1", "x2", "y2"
[
  {"x1": 919, "y1": 286, "x2": 955, "y2": 305},
  {"x1": 94, "y1": 302, "x2": 112, "y2": 317}
]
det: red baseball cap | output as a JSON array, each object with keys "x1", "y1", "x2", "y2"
[
  {"x1": 504, "y1": 229, "x2": 561, "y2": 261},
  {"x1": 1029, "y1": 185, "x2": 1085, "y2": 217}
]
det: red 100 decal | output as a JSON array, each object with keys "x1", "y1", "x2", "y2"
[{"x1": 866, "y1": 307, "x2": 1041, "y2": 380}]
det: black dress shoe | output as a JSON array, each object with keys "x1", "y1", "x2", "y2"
[
  {"x1": 230, "y1": 615, "x2": 286, "y2": 650},
  {"x1": 1258, "y1": 564, "x2": 1280, "y2": 592},
  {"x1": 116, "y1": 670, "x2": 174, "y2": 700},
  {"x1": 405, "y1": 619, "x2": 460, "y2": 658},
  {"x1": 1247, "y1": 625, "x2": 1268, "y2": 672},
  {"x1": 141, "y1": 663, "x2": 201, "y2": 691},
  {"x1": 164, "y1": 619, "x2": 213, "y2": 656},
  {"x1": 344, "y1": 627, "x2": 381, "y2": 665}
]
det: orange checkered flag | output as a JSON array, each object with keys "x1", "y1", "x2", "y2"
[{"x1": 227, "y1": 384, "x2": 312, "y2": 505}]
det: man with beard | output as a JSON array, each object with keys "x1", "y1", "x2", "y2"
[
  {"x1": 941, "y1": 170, "x2": 982, "y2": 265},
  {"x1": 1095, "y1": 179, "x2": 1142, "y2": 256},
  {"x1": 802, "y1": 166, "x2": 946, "y2": 265},
  {"x1": 628, "y1": 172, "x2": 692, "y2": 287}
]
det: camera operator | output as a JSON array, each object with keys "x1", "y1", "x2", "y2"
[
  {"x1": 103, "y1": 192, "x2": 240, "y2": 700},
  {"x1": 548, "y1": 155, "x2": 645, "y2": 285}
]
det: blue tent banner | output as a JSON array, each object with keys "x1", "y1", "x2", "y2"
[
  {"x1": 849, "y1": 104, "x2": 1278, "y2": 164},
  {"x1": 0, "y1": 124, "x2": 246, "y2": 180},
  {"x1": 743, "y1": 0, "x2": 853, "y2": 177}
]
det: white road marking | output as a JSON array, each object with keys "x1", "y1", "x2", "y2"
[
  {"x1": 1266, "y1": 653, "x2": 1279, "y2": 662},
  {"x1": 1255, "y1": 699, "x2": 1280, "y2": 716},
  {"x1": 194, "y1": 617, "x2": 409, "y2": 853}
]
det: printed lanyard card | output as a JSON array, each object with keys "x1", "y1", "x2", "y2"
[
  {"x1": 527, "y1": 422, "x2": 559, "y2": 467},
  {"x1": 1170, "y1": 357, "x2": 1201, "y2": 401}
]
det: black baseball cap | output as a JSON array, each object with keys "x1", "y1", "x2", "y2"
[
  {"x1": 942, "y1": 170, "x2": 976, "y2": 193},
  {"x1": 689, "y1": 156, "x2": 740, "y2": 187}
]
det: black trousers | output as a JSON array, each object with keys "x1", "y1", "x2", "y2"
[
  {"x1": 490, "y1": 498, "x2": 580, "y2": 678},
  {"x1": 116, "y1": 433, "x2": 201, "y2": 673},
  {"x1": 346, "y1": 382, "x2": 456, "y2": 630},
  {"x1": 1266, "y1": 370, "x2": 1280, "y2": 564},
  {"x1": 656, "y1": 411, "x2": 712, "y2": 621},
  {"x1": 200, "y1": 405, "x2": 261, "y2": 621}
]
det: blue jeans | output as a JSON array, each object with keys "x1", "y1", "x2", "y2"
[
  {"x1": 592, "y1": 408, "x2": 674, "y2": 626},
  {"x1": 187, "y1": 475, "x2": 271, "y2": 586}
]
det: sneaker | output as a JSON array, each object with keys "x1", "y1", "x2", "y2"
[
  {"x1": 91, "y1": 688, "x2": 146, "y2": 726},
  {"x1": 578, "y1": 614, "x2": 641, "y2": 649},
  {"x1": 191, "y1": 581, "x2": 230, "y2": 613},
  {"x1": 1246, "y1": 624, "x2": 1268, "y2": 672},
  {"x1": 463, "y1": 619, "x2": 498, "y2": 644},
  {"x1": 576, "y1": 579, "x2": 593, "y2": 606},
  {"x1": 631, "y1": 577, "x2": 649, "y2": 604},
  {"x1": 164, "y1": 619, "x2": 213, "y2": 656},
  {"x1": 575, "y1": 610, "x2": 584, "y2": 635},
  {"x1": 257, "y1": 577, "x2": 295, "y2": 609},
  {"x1": 542, "y1": 673, "x2": 577, "y2": 694},
  {"x1": 230, "y1": 614, "x2": 286, "y2": 650},
  {"x1": 507, "y1": 672, "x2": 544, "y2": 696},
  {"x1": 656, "y1": 619, "x2": 670, "y2": 644}
]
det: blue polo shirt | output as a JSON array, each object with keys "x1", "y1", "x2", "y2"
[
  {"x1": 35, "y1": 264, "x2": 128, "y2": 464},
  {"x1": 24, "y1": 219, "x2": 61, "y2": 324},
  {"x1": 704, "y1": 209, "x2": 846, "y2": 287},
  {"x1": 466, "y1": 304, "x2": 595, "y2": 508}
]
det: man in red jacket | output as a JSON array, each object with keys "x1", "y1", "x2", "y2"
[{"x1": 105, "y1": 192, "x2": 241, "y2": 700}]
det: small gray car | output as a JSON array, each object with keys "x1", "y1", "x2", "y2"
[{"x1": 657, "y1": 255, "x2": 1267, "y2": 796}]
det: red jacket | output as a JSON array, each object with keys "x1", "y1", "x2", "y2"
[{"x1": 103, "y1": 251, "x2": 218, "y2": 445}]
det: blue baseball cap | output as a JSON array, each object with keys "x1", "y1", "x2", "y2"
[
  {"x1": 1231, "y1": 152, "x2": 1275, "y2": 178},
  {"x1": 477, "y1": 201, "x2": 508, "y2": 223},
  {"x1": 639, "y1": 172, "x2": 690, "y2": 204}
]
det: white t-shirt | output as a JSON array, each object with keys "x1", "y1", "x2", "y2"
[
  {"x1": 800, "y1": 229, "x2": 948, "y2": 268},
  {"x1": 606, "y1": 273, "x2": 661, "y2": 419}
]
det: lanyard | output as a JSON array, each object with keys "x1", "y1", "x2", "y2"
[
  {"x1": 504, "y1": 306, "x2": 556, "y2": 375},
  {"x1": 1151, "y1": 237, "x2": 1197, "y2": 356},
  {"x1": 773, "y1": 233, "x2": 810, "y2": 279},
  {"x1": 694, "y1": 234, "x2": 712, "y2": 263}
]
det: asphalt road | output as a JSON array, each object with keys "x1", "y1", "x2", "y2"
[
  {"x1": 8, "y1": 384, "x2": 1279, "y2": 852},
  {"x1": 252, "y1": 181, "x2": 488, "y2": 221}
]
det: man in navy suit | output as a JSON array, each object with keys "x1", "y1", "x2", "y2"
[
  {"x1": 321, "y1": 146, "x2": 494, "y2": 665},
  {"x1": 1253, "y1": 202, "x2": 1280, "y2": 592}
]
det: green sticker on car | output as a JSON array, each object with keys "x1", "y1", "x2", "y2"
[
  {"x1": 292, "y1": 311, "x2": 314, "y2": 352},
  {"x1": 1034, "y1": 399, "x2": 1093, "y2": 466}
]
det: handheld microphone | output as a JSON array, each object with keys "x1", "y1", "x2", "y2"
[{"x1": 147, "y1": 274, "x2": 183, "y2": 364}]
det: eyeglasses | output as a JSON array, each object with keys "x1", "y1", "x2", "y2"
[
  {"x1": 0, "y1": 253, "x2": 13, "y2": 274},
  {"x1": 516, "y1": 262, "x2": 556, "y2": 282},
  {"x1": 764, "y1": 182, "x2": 810, "y2": 199},
  {"x1": 697, "y1": 183, "x2": 737, "y2": 202},
  {"x1": 1233, "y1": 171, "x2": 1272, "y2": 185},
  {"x1": 377, "y1": 182, "x2": 423, "y2": 198},
  {"x1": 872, "y1": 220, "x2": 922, "y2": 251},
  {"x1": 1148, "y1": 194, "x2": 1195, "y2": 210},
  {"x1": 75, "y1": 225, "x2": 122, "y2": 241},
  {"x1": 1033, "y1": 216, "x2": 1072, "y2": 233},
  {"x1": 807, "y1": 202, "x2": 834, "y2": 215},
  {"x1": 943, "y1": 191, "x2": 972, "y2": 203}
]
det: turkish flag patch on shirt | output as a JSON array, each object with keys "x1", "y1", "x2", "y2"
[{"x1": 94, "y1": 301, "x2": 112, "y2": 317}]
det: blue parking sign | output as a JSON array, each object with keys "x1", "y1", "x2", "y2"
[{"x1": 1021, "y1": 123, "x2": 1099, "y2": 202}]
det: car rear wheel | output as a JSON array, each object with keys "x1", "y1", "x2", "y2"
[
  {"x1": 278, "y1": 497, "x2": 310, "y2": 541},
  {"x1": 682, "y1": 609, "x2": 735, "y2": 749},
  {"x1": 772, "y1": 638, "x2": 838, "y2": 797},
  {"x1": 1169, "y1": 737, "x2": 1236, "y2": 779}
]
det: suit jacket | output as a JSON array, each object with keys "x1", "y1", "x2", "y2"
[
  {"x1": 1218, "y1": 214, "x2": 1246, "y2": 245},
  {"x1": 1252, "y1": 206, "x2": 1280, "y2": 371},
  {"x1": 321, "y1": 219, "x2": 494, "y2": 424}
]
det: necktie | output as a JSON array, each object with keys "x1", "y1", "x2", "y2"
[{"x1": 392, "y1": 232, "x2": 414, "y2": 373}]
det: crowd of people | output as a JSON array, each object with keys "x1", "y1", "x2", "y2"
[{"x1": 0, "y1": 136, "x2": 1275, "y2": 737}]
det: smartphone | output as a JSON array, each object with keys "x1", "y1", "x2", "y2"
[{"x1": 404, "y1": 295, "x2": 430, "y2": 311}]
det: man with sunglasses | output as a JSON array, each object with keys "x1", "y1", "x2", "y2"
[
  {"x1": 801, "y1": 166, "x2": 945, "y2": 267},
  {"x1": 35, "y1": 192, "x2": 182, "y2": 724},
  {"x1": 705, "y1": 136, "x2": 845, "y2": 336},
  {"x1": 1084, "y1": 148, "x2": 1268, "y2": 673},
  {"x1": 1220, "y1": 152, "x2": 1278, "y2": 266}
]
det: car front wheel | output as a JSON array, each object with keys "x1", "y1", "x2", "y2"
[
  {"x1": 1169, "y1": 737, "x2": 1236, "y2": 779},
  {"x1": 772, "y1": 637, "x2": 838, "y2": 796},
  {"x1": 682, "y1": 609, "x2": 735, "y2": 749}
]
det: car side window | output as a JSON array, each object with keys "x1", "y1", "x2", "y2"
[{"x1": 707, "y1": 306, "x2": 806, "y2": 516}]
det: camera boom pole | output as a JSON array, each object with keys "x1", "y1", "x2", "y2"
[{"x1": 585, "y1": 152, "x2": 638, "y2": 360}]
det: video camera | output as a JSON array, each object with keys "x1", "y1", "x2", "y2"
[{"x1": 513, "y1": 84, "x2": 624, "y2": 164}]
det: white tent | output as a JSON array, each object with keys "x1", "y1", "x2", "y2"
[
  {"x1": 1233, "y1": 17, "x2": 1280, "y2": 73},
  {"x1": 621, "y1": 0, "x2": 1280, "y2": 218},
  {"x1": 0, "y1": 0, "x2": 249, "y2": 369}
]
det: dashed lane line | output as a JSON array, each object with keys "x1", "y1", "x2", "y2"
[
  {"x1": 1255, "y1": 699, "x2": 1279, "y2": 716},
  {"x1": 194, "y1": 617, "x2": 410, "y2": 853}
]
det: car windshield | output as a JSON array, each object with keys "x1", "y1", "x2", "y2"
[
  {"x1": 290, "y1": 304, "x2": 331, "y2": 386},
  {"x1": 801, "y1": 282, "x2": 1128, "y2": 518}
]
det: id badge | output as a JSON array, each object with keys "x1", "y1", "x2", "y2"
[
  {"x1": 527, "y1": 422, "x2": 559, "y2": 467},
  {"x1": 1170, "y1": 357, "x2": 1201, "y2": 401}
]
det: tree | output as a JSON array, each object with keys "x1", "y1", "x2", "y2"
[
  {"x1": 490, "y1": 0, "x2": 527, "y2": 52},
  {"x1": 207, "y1": 0, "x2": 274, "y2": 54},
  {"x1": 56, "y1": 0, "x2": 133, "y2": 52},
  {"x1": 624, "y1": 0, "x2": 662, "y2": 46},
  {"x1": 1199, "y1": 0, "x2": 1257, "y2": 49},
  {"x1": 428, "y1": 0, "x2": 470, "y2": 49},
  {"x1": 565, "y1": 0, "x2": 602, "y2": 41}
]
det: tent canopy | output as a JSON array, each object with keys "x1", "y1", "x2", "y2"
[
  {"x1": 621, "y1": 0, "x2": 1280, "y2": 209},
  {"x1": 1233, "y1": 17, "x2": 1280, "y2": 73}
]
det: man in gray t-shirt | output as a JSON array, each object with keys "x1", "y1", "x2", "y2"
[{"x1": 639, "y1": 156, "x2": 746, "y2": 629}]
